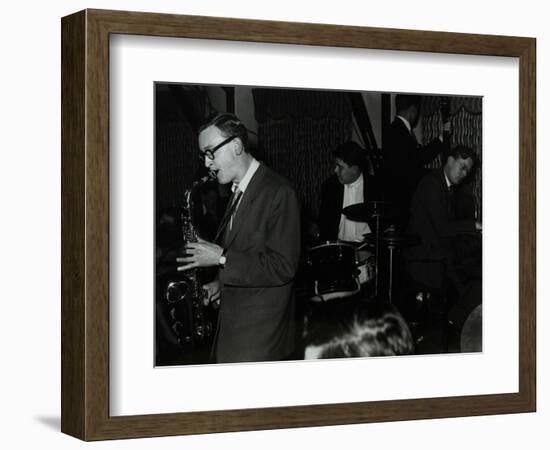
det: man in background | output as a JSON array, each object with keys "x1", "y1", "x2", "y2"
[
  {"x1": 384, "y1": 94, "x2": 450, "y2": 228},
  {"x1": 405, "y1": 145, "x2": 482, "y2": 337}
]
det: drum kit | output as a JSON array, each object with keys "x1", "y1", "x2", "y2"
[
  {"x1": 307, "y1": 241, "x2": 373, "y2": 302},
  {"x1": 307, "y1": 201, "x2": 419, "y2": 303}
]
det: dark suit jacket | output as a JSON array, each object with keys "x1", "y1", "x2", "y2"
[
  {"x1": 384, "y1": 118, "x2": 445, "y2": 228},
  {"x1": 217, "y1": 163, "x2": 301, "y2": 363},
  {"x1": 405, "y1": 169, "x2": 475, "y2": 289},
  {"x1": 318, "y1": 174, "x2": 382, "y2": 242}
]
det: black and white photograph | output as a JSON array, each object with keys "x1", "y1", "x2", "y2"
[
  {"x1": 4, "y1": 0, "x2": 542, "y2": 447},
  {"x1": 154, "y1": 84, "x2": 483, "y2": 366}
]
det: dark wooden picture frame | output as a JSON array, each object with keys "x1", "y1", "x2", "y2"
[{"x1": 61, "y1": 9, "x2": 536, "y2": 441}]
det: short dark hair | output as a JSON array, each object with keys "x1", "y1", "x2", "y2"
[
  {"x1": 447, "y1": 145, "x2": 479, "y2": 167},
  {"x1": 199, "y1": 112, "x2": 249, "y2": 151},
  {"x1": 395, "y1": 94, "x2": 421, "y2": 113},
  {"x1": 332, "y1": 141, "x2": 367, "y2": 170},
  {"x1": 305, "y1": 302, "x2": 414, "y2": 358}
]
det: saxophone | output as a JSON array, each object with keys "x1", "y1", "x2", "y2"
[{"x1": 165, "y1": 175, "x2": 215, "y2": 347}]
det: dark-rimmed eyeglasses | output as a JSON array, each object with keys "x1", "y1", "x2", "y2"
[{"x1": 199, "y1": 135, "x2": 238, "y2": 161}]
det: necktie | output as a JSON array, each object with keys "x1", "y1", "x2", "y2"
[
  {"x1": 448, "y1": 186, "x2": 457, "y2": 218},
  {"x1": 214, "y1": 189, "x2": 242, "y2": 244},
  {"x1": 228, "y1": 189, "x2": 242, "y2": 231}
]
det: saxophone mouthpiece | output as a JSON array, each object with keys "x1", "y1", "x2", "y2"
[{"x1": 193, "y1": 174, "x2": 213, "y2": 187}]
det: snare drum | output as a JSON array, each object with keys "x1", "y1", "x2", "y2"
[{"x1": 307, "y1": 241, "x2": 361, "y2": 302}]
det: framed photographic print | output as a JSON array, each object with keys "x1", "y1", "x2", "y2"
[{"x1": 61, "y1": 9, "x2": 536, "y2": 440}]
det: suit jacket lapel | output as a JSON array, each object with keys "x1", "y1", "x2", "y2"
[
  {"x1": 214, "y1": 189, "x2": 240, "y2": 244},
  {"x1": 438, "y1": 169, "x2": 453, "y2": 214},
  {"x1": 396, "y1": 118, "x2": 417, "y2": 151},
  {"x1": 223, "y1": 164, "x2": 265, "y2": 248}
]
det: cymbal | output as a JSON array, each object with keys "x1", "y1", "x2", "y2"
[
  {"x1": 364, "y1": 200, "x2": 387, "y2": 205},
  {"x1": 342, "y1": 201, "x2": 386, "y2": 222},
  {"x1": 363, "y1": 230, "x2": 420, "y2": 247},
  {"x1": 460, "y1": 304, "x2": 482, "y2": 352}
]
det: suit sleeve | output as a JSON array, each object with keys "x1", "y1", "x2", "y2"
[
  {"x1": 219, "y1": 184, "x2": 301, "y2": 287},
  {"x1": 385, "y1": 125, "x2": 409, "y2": 178},
  {"x1": 415, "y1": 179, "x2": 475, "y2": 238},
  {"x1": 416, "y1": 138, "x2": 445, "y2": 166}
]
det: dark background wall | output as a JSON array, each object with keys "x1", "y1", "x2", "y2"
[{"x1": 155, "y1": 84, "x2": 482, "y2": 223}]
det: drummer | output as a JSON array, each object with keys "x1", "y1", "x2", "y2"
[
  {"x1": 312, "y1": 142, "x2": 382, "y2": 286},
  {"x1": 317, "y1": 141, "x2": 382, "y2": 243}
]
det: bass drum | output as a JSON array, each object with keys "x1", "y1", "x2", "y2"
[{"x1": 307, "y1": 241, "x2": 360, "y2": 302}]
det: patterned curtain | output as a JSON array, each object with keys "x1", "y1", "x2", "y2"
[
  {"x1": 422, "y1": 96, "x2": 482, "y2": 116},
  {"x1": 155, "y1": 90, "x2": 202, "y2": 210},
  {"x1": 421, "y1": 96, "x2": 483, "y2": 217},
  {"x1": 253, "y1": 89, "x2": 352, "y2": 219}
]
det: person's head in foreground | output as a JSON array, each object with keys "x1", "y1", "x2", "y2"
[{"x1": 305, "y1": 302, "x2": 414, "y2": 359}]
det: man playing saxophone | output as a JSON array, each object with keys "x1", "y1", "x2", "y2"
[{"x1": 177, "y1": 113, "x2": 301, "y2": 363}]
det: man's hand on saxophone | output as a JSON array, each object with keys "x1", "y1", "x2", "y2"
[{"x1": 176, "y1": 237, "x2": 223, "y2": 271}]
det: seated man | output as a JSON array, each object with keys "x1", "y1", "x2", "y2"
[{"x1": 405, "y1": 145, "x2": 482, "y2": 324}]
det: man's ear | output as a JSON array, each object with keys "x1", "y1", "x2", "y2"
[{"x1": 233, "y1": 138, "x2": 244, "y2": 156}]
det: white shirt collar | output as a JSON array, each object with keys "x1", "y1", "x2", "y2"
[
  {"x1": 233, "y1": 157, "x2": 260, "y2": 193},
  {"x1": 397, "y1": 115, "x2": 412, "y2": 133},
  {"x1": 339, "y1": 172, "x2": 370, "y2": 241},
  {"x1": 444, "y1": 171, "x2": 452, "y2": 189}
]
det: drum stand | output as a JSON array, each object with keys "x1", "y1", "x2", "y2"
[
  {"x1": 372, "y1": 209, "x2": 382, "y2": 298},
  {"x1": 364, "y1": 221, "x2": 420, "y2": 304},
  {"x1": 386, "y1": 240, "x2": 398, "y2": 303},
  {"x1": 365, "y1": 202, "x2": 382, "y2": 297},
  {"x1": 346, "y1": 200, "x2": 407, "y2": 302},
  {"x1": 357, "y1": 203, "x2": 382, "y2": 298}
]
